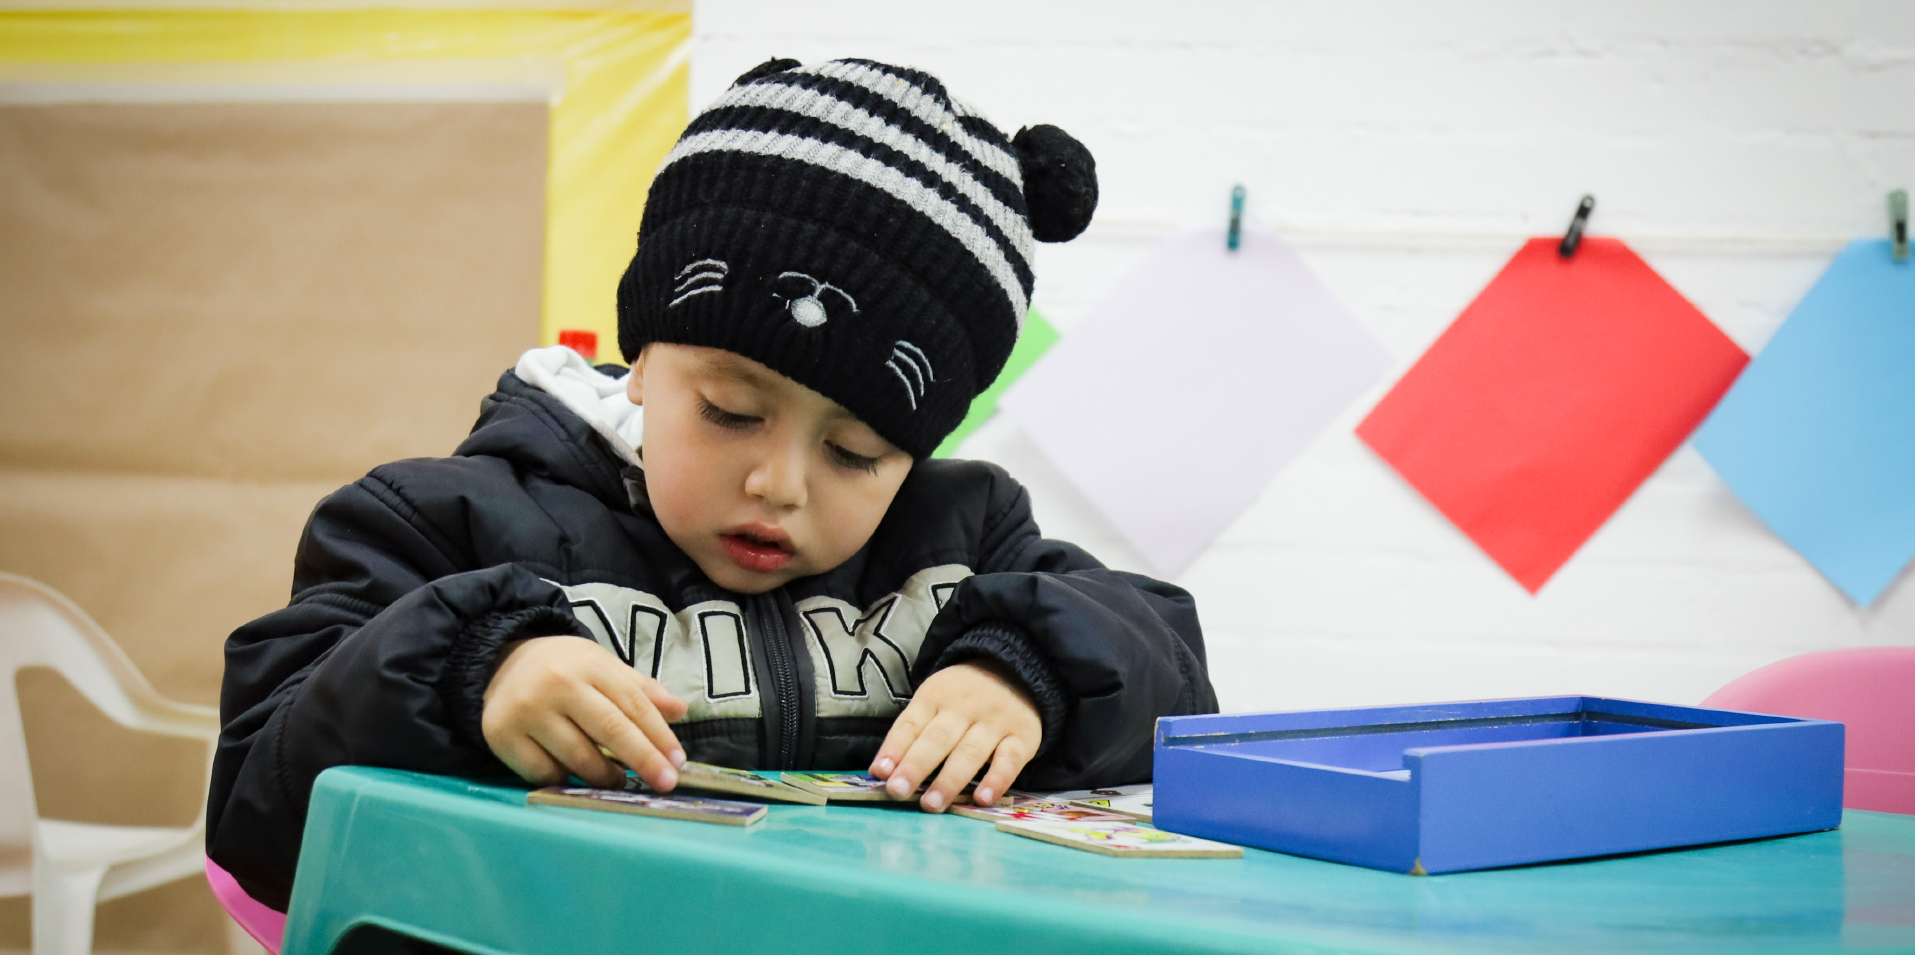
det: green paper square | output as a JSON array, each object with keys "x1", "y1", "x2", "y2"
[{"x1": 934, "y1": 309, "x2": 1060, "y2": 458}]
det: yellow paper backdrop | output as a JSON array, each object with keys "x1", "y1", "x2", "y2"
[{"x1": 0, "y1": 7, "x2": 692, "y2": 356}]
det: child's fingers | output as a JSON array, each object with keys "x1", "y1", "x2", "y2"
[
  {"x1": 638, "y1": 675, "x2": 690, "y2": 722},
  {"x1": 617, "y1": 669, "x2": 688, "y2": 723},
  {"x1": 528, "y1": 712, "x2": 626, "y2": 789},
  {"x1": 573, "y1": 690, "x2": 679, "y2": 790},
  {"x1": 921, "y1": 723, "x2": 1002, "y2": 812},
  {"x1": 971, "y1": 735, "x2": 1032, "y2": 807},
  {"x1": 493, "y1": 732, "x2": 567, "y2": 786},
  {"x1": 870, "y1": 697, "x2": 936, "y2": 781},
  {"x1": 888, "y1": 709, "x2": 969, "y2": 800},
  {"x1": 596, "y1": 672, "x2": 687, "y2": 769}
]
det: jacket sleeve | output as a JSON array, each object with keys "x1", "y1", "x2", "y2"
[
  {"x1": 910, "y1": 472, "x2": 1218, "y2": 791},
  {"x1": 205, "y1": 472, "x2": 588, "y2": 910}
]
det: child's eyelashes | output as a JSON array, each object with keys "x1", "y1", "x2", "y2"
[
  {"x1": 827, "y1": 442, "x2": 882, "y2": 475},
  {"x1": 697, "y1": 399, "x2": 760, "y2": 430},
  {"x1": 698, "y1": 397, "x2": 882, "y2": 473}
]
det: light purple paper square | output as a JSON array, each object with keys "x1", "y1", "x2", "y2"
[{"x1": 1000, "y1": 228, "x2": 1391, "y2": 576}]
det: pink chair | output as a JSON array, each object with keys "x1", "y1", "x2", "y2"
[
  {"x1": 206, "y1": 857, "x2": 286, "y2": 954},
  {"x1": 1704, "y1": 646, "x2": 1915, "y2": 815}
]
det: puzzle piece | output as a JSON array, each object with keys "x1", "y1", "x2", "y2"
[{"x1": 528, "y1": 787, "x2": 767, "y2": 827}]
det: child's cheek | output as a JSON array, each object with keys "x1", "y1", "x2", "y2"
[
  {"x1": 813, "y1": 474, "x2": 907, "y2": 563},
  {"x1": 642, "y1": 438, "x2": 716, "y2": 542}
]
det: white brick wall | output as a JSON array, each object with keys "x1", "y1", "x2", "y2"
[{"x1": 693, "y1": 0, "x2": 1915, "y2": 713}]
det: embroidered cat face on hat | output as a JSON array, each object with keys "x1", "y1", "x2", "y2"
[
  {"x1": 617, "y1": 56, "x2": 1098, "y2": 458},
  {"x1": 772, "y1": 271, "x2": 856, "y2": 328}
]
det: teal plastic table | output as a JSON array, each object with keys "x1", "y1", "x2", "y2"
[{"x1": 285, "y1": 767, "x2": 1915, "y2": 955}]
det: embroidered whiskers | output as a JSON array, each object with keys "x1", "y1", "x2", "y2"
[
  {"x1": 670, "y1": 259, "x2": 729, "y2": 307},
  {"x1": 886, "y1": 340, "x2": 935, "y2": 411}
]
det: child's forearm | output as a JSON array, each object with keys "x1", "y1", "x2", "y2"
[{"x1": 209, "y1": 554, "x2": 588, "y2": 909}]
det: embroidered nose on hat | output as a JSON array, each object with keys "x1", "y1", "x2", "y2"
[
  {"x1": 774, "y1": 271, "x2": 855, "y2": 328},
  {"x1": 617, "y1": 57, "x2": 1098, "y2": 458}
]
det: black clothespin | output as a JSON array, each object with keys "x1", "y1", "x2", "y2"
[
  {"x1": 1891, "y1": 190, "x2": 1909, "y2": 264},
  {"x1": 1227, "y1": 184, "x2": 1245, "y2": 252},
  {"x1": 1558, "y1": 195, "x2": 1595, "y2": 258}
]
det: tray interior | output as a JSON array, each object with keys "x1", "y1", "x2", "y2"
[{"x1": 1188, "y1": 704, "x2": 1788, "y2": 774}]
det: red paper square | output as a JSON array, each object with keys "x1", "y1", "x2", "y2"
[{"x1": 1357, "y1": 238, "x2": 1749, "y2": 592}]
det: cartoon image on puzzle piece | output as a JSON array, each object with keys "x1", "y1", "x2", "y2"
[
  {"x1": 994, "y1": 818, "x2": 1242, "y2": 858},
  {"x1": 950, "y1": 791, "x2": 1133, "y2": 824},
  {"x1": 527, "y1": 787, "x2": 768, "y2": 827},
  {"x1": 669, "y1": 762, "x2": 827, "y2": 805},
  {"x1": 1044, "y1": 784, "x2": 1154, "y2": 821},
  {"x1": 780, "y1": 771, "x2": 1008, "y2": 806},
  {"x1": 596, "y1": 748, "x2": 826, "y2": 805}
]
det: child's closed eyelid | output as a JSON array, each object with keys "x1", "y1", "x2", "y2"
[
  {"x1": 697, "y1": 397, "x2": 760, "y2": 429},
  {"x1": 825, "y1": 441, "x2": 882, "y2": 474}
]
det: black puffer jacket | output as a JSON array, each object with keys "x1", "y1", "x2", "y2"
[{"x1": 206, "y1": 368, "x2": 1217, "y2": 909}]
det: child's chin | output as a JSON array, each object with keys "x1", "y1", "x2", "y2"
[{"x1": 700, "y1": 561, "x2": 791, "y2": 595}]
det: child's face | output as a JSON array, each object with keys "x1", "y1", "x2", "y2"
[{"x1": 629, "y1": 344, "x2": 914, "y2": 593}]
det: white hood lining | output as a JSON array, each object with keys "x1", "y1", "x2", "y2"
[{"x1": 514, "y1": 345, "x2": 644, "y2": 467}]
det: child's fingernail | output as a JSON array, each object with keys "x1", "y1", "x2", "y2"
[
  {"x1": 669, "y1": 749, "x2": 686, "y2": 768},
  {"x1": 888, "y1": 775, "x2": 913, "y2": 798},
  {"x1": 657, "y1": 766, "x2": 677, "y2": 790},
  {"x1": 975, "y1": 787, "x2": 993, "y2": 805},
  {"x1": 873, "y1": 757, "x2": 895, "y2": 776},
  {"x1": 923, "y1": 790, "x2": 945, "y2": 811}
]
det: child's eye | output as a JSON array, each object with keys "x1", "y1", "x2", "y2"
[
  {"x1": 826, "y1": 442, "x2": 882, "y2": 474},
  {"x1": 698, "y1": 399, "x2": 760, "y2": 430}
]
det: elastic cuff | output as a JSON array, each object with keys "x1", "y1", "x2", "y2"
[
  {"x1": 440, "y1": 606, "x2": 590, "y2": 750},
  {"x1": 933, "y1": 624, "x2": 1069, "y2": 759}
]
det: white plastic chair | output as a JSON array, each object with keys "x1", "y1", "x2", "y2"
[{"x1": 0, "y1": 572, "x2": 221, "y2": 955}]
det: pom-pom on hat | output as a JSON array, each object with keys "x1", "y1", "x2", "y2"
[{"x1": 618, "y1": 57, "x2": 1097, "y2": 458}]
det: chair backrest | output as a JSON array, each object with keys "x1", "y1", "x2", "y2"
[
  {"x1": 0, "y1": 573, "x2": 201, "y2": 859},
  {"x1": 1704, "y1": 646, "x2": 1915, "y2": 813}
]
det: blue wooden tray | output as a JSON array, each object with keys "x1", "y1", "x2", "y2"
[{"x1": 1153, "y1": 696, "x2": 1843, "y2": 874}]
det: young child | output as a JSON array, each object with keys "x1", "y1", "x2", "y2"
[{"x1": 207, "y1": 57, "x2": 1217, "y2": 908}]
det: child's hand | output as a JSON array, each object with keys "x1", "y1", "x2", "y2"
[
  {"x1": 868, "y1": 661, "x2": 1041, "y2": 812},
  {"x1": 482, "y1": 635, "x2": 688, "y2": 791}
]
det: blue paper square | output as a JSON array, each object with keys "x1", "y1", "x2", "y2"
[{"x1": 1694, "y1": 239, "x2": 1915, "y2": 604}]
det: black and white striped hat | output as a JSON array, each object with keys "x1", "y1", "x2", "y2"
[{"x1": 617, "y1": 57, "x2": 1097, "y2": 458}]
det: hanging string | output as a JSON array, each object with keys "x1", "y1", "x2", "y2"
[{"x1": 1081, "y1": 218, "x2": 1853, "y2": 254}]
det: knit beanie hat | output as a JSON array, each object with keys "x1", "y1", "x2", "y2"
[{"x1": 617, "y1": 57, "x2": 1098, "y2": 458}]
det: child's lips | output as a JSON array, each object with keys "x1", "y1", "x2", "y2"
[{"x1": 718, "y1": 528, "x2": 795, "y2": 573}]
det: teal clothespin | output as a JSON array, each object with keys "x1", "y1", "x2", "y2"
[
  {"x1": 1227, "y1": 185, "x2": 1245, "y2": 252},
  {"x1": 1891, "y1": 190, "x2": 1909, "y2": 263},
  {"x1": 1558, "y1": 195, "x2": 1595, "y2": 258}
]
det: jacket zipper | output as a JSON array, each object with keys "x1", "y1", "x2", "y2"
[{"x1": 750, "y1": 592, "x2": 802, "y2": 769}]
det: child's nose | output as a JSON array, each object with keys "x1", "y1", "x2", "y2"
[{"x1": 742, "y1": 442, "x2": 807, "y2": 510}]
